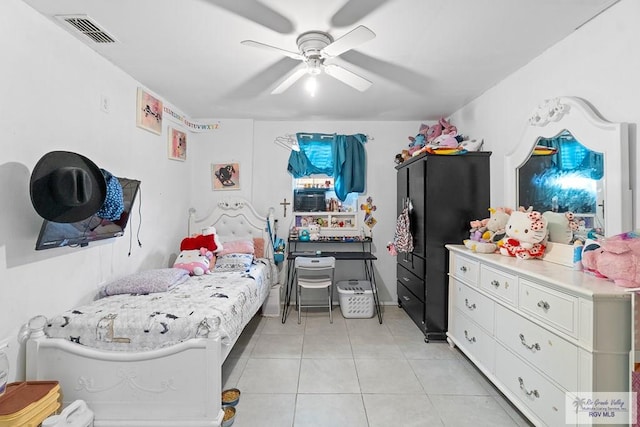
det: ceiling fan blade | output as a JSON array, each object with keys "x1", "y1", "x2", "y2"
[
  {"x1": 321, "y1": 25, "x2": 375, "y2": 58},
  {"x1": 330, "y1": 0, "x2": 390, "y2": 27},
  {"x1": 204, "y1": 0, "x2": 294, "y2": 34},
  {"x1": 271, "y1": 66, "x2": 308, "y2": 94},
  {"x1": 323, "y1": 64, "x2": 372, "y2": 92},
  {"x1": 241, "y1": 40, "x2": 304, "y2": 60}
]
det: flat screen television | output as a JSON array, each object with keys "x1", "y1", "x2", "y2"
[{"x1": 35, "y1": 177, "x2": 141, "y2": 250}]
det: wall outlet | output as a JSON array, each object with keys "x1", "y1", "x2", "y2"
[{"x1": 100, "y1": 94, "x2": 110, "y2": 113}]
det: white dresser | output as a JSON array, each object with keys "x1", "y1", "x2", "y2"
[{"x1": 446, "y1": 244, "x2": 631, "y2": 426}]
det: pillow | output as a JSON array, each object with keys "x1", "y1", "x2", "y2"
[
  {"x1": 217, "y1": 239, "x2": 254, "y2": 256},
  {"x1": 100, "y1": 268, "x2": 189, "y2": 296},
  {"x1": 253, "y1": 237, "x2": 265, "y2": 259},
  {"x1": 214, "y1": 253, "x2": 254, "y2": 272}
]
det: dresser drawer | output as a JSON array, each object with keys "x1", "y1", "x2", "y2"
[
  {"x1": 450, "y1": 253, "x2": 479, "y2": 286},
  {"x1": 397, "y1": 264, "x2": 424, "y2": 302},
  {"x1": 495, "y1": 304, "x2": 578, "y2": 391},
  {"x1": 449, "y1": 309, "x2": 495, "y2": 372},
  {"x1": 480, "y1": 265, "x2": 517, "y2": 306},
  {"x1": 519, "y1": 279, "x2": 578, "y2": 338},
  {"x1": 397, "y1": 253, "x2": 424, "y2": 280},
  {"x1": 398, "y1": 283, "x2": 424, "y2": 331},
  {"x1": 495, "y1": 344, "x2": 568, "y2": 427},
  {"x1": 450, "y1": 279, "x2": 494, "y2": 333}
]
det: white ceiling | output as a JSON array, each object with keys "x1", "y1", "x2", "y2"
[{"x1": 23, "y1": 0, "x2": 619, "y2": 121}]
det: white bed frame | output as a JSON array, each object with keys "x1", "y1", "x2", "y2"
[{"x1": 24, "y1": 198, "x2": 275, "y2": 427}]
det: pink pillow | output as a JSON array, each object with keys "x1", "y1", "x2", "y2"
[
  {"x1": 217, "y1": 239, "x2": 254, "y2": 256},
  {"x1": 253, "y1": 238, "x2": 265, "y2": 258}
]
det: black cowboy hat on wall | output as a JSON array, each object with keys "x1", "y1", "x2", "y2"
[{"x1": 30, "y1": 151, "x2": 107, "y2": 223}]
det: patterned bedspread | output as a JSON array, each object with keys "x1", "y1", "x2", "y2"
[{"x1": 45, "y1": 260, "x2": 272, "y2": 351}]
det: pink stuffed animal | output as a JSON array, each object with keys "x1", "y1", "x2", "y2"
[
  {"x1": 581, "y1": 232, "x2": 640, "y2": 287},
  {"x1": 174, "y1": 247, "x2": 214, "y2": 276}
]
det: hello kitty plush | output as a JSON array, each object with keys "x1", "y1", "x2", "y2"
[
  {"x1": 499, "y1": 210, "x2": 548, "y2": 259},
  {"x1": 174, "y1": 248, "x2": 214, "y2": 275},
  {"x1": 308, "y1": 223, "x2": 321, "y2": 241}
]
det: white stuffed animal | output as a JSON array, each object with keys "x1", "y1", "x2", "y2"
[{"x1": 308, "y1": 223, "x2": 321, "y2": 241}]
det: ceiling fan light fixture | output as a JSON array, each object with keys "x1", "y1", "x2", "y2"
[{"x1": 305, "y1": 75, "x2": 318, "y2": 97}]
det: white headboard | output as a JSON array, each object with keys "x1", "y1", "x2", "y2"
[{"x1": 188, "y1": 198, "x2": 275, "y2": 259}]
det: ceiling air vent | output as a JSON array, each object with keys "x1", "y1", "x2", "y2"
[{"x1": 56, "y1": 15, "x2": 116, "y2": 43}]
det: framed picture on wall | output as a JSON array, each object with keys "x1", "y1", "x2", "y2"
[
  {"x1": 168, "y1": 127, "x2": 187, "y2": 161},
  {"x1": 212, "y1": 163, "x2": 240, "y2": 190},
  {"x1": 136, "y1": 87, "x2": 163, "y2": 135}
]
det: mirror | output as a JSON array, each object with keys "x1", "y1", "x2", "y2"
[
  {"x1": 518, "y1": 130, "x2": 604, "y2": 241},
  {"x1": 505, "y1": 97, "x2": 631, "y2": 241}
]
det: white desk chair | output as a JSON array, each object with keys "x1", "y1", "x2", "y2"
[{"x1": 295, "y1": 256, "x2": 336, "y2": 324}]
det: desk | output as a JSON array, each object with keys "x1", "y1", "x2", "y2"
[{"x1": 281, "y1": 239, "x2": 382, "y2": 324}]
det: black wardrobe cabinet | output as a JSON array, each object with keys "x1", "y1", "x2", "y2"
[{"x1": 395, "y1": 152, "x2": 491, "y2": 342}]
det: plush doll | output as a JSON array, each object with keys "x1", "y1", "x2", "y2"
[
  {"x1": 482, "y1": 207, "x2": 512, "y2": 243},
  {"x1": 174, "y1": 248, "x2": 214, "y2": 276},
  {"x1": 468, "y1": 218, "x2": 489, "y2": 242},
  {"x1": 181, "y1": 227, "x2": 223, "y2": 253},
  {"x1": 499, "y1": 210, "x2": 548, "y2": 259},
  {"x1": 543, "y1": 211, "x2": 579, "y2": 244},
  {"x1": 581, "y1": 231, "x2": 640, "y2": 287},
  {"x1": 308, "y1": 223, "x2": 321, "y2": 241}
]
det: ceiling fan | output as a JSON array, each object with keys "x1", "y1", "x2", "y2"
[{"x1": 241, "y1": 25, "x2": 376, "y2": 94}]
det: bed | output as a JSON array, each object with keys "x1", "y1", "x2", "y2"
[{"x1": 23, "y1": 198, "x2": 276, "y2": 427}]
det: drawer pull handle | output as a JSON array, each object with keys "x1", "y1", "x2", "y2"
[
  {"x1": 519, "y1": 333, "x2": 541, "y2": 351},
  {"x1": 402, "y1": 296, "x2": 411, "y2": 301},
  {"x1": 460, "y1": 266, "x2": 468, "y2": 272},
  {"x1": 464, "y1": 330, "x2": 476, "y2": 343},
  {"x1": 537, "y1": 300, "x2": 550, "y2": 311},
  {"x1": 464, "y1": 298, "x2": 476, "y2": 310},
  {"x1": 491, "y1": 280, "x2": 500, "y2": 288},
  {"x1": 402, "y1": 277, "x2": 410, "y2": 282},
  {"x1": 518, "y1": 377, "x2": 540, "y2": 399}
]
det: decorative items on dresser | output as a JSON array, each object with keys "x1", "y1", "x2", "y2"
[
  {"x1": 396, "y1": 152, "x2": 490, "y2": 341},
  {"x1": 446, "y1": 245, "x2": 631, "y2": 426}
]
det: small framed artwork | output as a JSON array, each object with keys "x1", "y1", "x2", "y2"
[
  {"x1": 168, "y1": 127, "x2": 187, "y2": 161},
  {"x1": 212, "y1": 163, "x2": 240, "y2": 190},
  {"x1": 136, "y1": 87, "x2": 163, "y2": 135}
]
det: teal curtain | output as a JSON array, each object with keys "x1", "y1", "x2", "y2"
[{"x1": 287, "y1": 133, "x2": 367, "y2": 201}]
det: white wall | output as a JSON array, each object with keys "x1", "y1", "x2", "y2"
[
  {"x1": 188, "y1": 120, "x2": 417, "y2": 302},
  {"x1": 0, "y1": 0, "x2": 192, "y2": 379},
  {"x1": 449, "y1": 0, "x2": 639, "y2": 228}
]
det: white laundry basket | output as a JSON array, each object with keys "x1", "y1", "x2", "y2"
[{"x1": 337, "y1": 280, "x2": 374, "y2": 318}]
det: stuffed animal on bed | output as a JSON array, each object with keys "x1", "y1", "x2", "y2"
[
  {"x1": 499, "y1": 209, "x2": 548, "y2": 259},
  {"x1": 173, "y1": 248, "x2": 214, "y2": 276},
  {"x1": 181, "y1": 227, "x2": 223, "y2": 253}
]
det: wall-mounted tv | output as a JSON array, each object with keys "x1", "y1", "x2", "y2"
[{"x1": 35, "y1": 177, "x2": 141, "y2": 250}]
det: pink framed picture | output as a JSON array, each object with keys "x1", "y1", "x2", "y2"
[
  {"x1": 168, "y1": 127, "x2": 187, "y2": 161},
  {"x1": 136, "y1": 88, "x2": 163, "y2": 135}
]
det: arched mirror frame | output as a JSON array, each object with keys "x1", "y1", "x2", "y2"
[{"x1": 505, "y1": 96, "x2": 631, "y2": 239}]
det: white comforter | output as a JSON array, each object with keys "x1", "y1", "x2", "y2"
[{"x1": 45, "y1": 260, "x2": 272, "y2": 351}]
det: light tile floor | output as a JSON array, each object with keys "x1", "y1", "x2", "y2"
[{"x1": 222, "y1": 306, "x2": 534, "y2": 427}]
